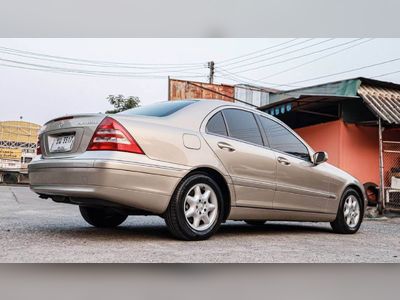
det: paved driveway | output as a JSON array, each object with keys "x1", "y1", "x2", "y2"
[{"x1": 0, "y1": 185, "x2": 399, "y2": 263}]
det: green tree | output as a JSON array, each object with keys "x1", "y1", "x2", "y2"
[{"x1": 106, "y1": 94, "x2": 140, "y2": 114}]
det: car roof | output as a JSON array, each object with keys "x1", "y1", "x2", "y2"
[
  {"x1": 161, "y1": 99, "x2": 257, "y2": 129},
  {"x1": 181, "y1": 99, "x2": 257, "y2": 113},
  {"x1": 117, "y1": 99, "x2": 259, "y2": 132}
]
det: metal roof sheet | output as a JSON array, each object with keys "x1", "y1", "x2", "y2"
[
  {"x1": 258, "y1": 94, "x2": 357, "y2": 111},
  {"x1": 358, "y1": 84, "x2": 400, "y2": 125}
]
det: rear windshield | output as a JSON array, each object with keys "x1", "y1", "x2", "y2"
[{"x1": 120, "y1": 100, "x2": 196, "y2": 117}]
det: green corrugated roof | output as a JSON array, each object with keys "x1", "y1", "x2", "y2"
[
  {"x1": 260, "y1": 77, "x2": 400, "y2": 125},
  {"x1": 270, "y1": 79, "x2": 362, "y2": 104}
]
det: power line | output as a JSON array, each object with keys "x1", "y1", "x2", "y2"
[
  {"x1": 217, "y1": 38, "x2": 302, "y2": 66},
  {"x1": 257, "y1": 38, "x2": 373, "y2": 80},
  {"x1": 216, "y1": 66, "x2": 301, "y2": 88},
  {"x1": 214, "y1": 38, "x2": 369, "y2": 88},
  {"x1": 219, "y1": 55, "x2": 400, "y2": 90},
  {"x1": 216, "y1": 38, "x2": 297, "y2": 64},
  {"x1": 0, "y1": 57, "x2": 207, "y2": 76},
  {"x1": 372, "y1": 70, "x2": 400, "y2": 79},
  {"x1": 215, "y1": 68, "x2": 299, "y2": 89},
  {"x1": 0, "y1": 57, "x2": 207, "y2": 79},
  {"x1": 0, "y1": 46, "x2": 205, "y2": 69},
  {"x1": 219, "y1": 39, "x2": 316, "y2": 68},
  {"x1": 215, "y1": 74, "x2": 296, "y2": 92},
  {"x1": 227, "y1": 38, "x2": 369, "y2": 74},
  {"x1": 0, "y1": 62, "x2": 112, "y2": 79},
  {"x1": 0, "y1": 62, "x2": 205, "y2": 79},
  {"x1": 287, "y1": 57, "x2": 400, "y2": 85},
  {"x1": 0, "y1": 62, "x2": 207, "y2": 80},
  {"x1": 3, "y1": 40, "x2": 399, "y2": 89},
  {"x1": 0, "y1": 47, "x2": 206, "y2": 72},
  {"x1": 224, "y1": 38, "x2": 335, "y2": 72}
]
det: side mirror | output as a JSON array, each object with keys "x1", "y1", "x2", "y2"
[{"x1": 313, "y1": 151, "x2": 328, "y2": 165}]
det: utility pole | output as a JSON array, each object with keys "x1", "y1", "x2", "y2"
[{"x1": 208, "y1": 61, "x2": 215, "y2": 84}]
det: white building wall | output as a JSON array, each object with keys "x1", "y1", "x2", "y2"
[{"x1": 234, "y1": 86, "x2": 270, "y2": 107}]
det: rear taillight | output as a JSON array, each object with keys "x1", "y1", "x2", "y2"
[
  {"x1": 87, "y1": 117, "x2": 144, "y2": 154},
  {"x1": 36, "y1": 137, "x2": 42, "y2": 155}
]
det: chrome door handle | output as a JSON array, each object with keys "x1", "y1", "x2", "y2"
[
  {"x1": 217, "y1": 142, "x2": 235, "y2": 152},
  {"x1": 277, "y1": 156, "x2": 291, "y2": 166}
]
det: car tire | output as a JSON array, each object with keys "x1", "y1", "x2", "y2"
[
  {"x1": 79, "y1": 206, "x2": 128, "y2": 228},
  {"x1": 330, "y1": 188, "x2": 364, "y2": 234},
  {"x1": 164, "y1": 173, "x2": 224, "y2": 241},
  {"x1": 363, "y1": 182, "x2": 379, "y2": 206},
  {"x1": 244, "y1": 220, "x2": 266, "y2": 226}
]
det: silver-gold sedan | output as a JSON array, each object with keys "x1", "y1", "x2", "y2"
[{"x1": 29, "y1": 100, "x2": 366, "y2": 240}]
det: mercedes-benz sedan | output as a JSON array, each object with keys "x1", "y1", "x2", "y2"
[{"x1": 29, "y1": 100, "x2": 366, "y2": 240}]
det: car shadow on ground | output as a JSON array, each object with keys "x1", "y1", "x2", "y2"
[
  {"x1": 21, "y1": 220, "x2": 333, "y2": 242},
  {"x1": 219, "y1": 222, "x2": 333, "y2": 236}
]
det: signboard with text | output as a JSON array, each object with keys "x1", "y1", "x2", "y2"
[{"x1": 0, "y1": 148, "x2": 22, "y2": 160}]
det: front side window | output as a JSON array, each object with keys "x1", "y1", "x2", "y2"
[
  {"x1": 222, "y1": 109, "x2": 263, "y2": 146},
  {"x1": 260, "y1": 116, "x2": 310, "y2": 160},
  {"x1": 206, "y1": 112, "x2": 228, "y2": 136}
]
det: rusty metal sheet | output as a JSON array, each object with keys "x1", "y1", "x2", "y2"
[
  {"x1": 358, "y1": 84, "x2": 400, "y2": 125},
  {"x1": 169, "y1": 79, "x2": 234, "y2": 102}
]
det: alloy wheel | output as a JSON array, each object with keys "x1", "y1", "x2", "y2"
[
  {"x1": 183, "y1": 183, "x2": 218, "y2": 231},
  {"x1": 343, "y1": 195, "x2": 360, "y2": 228}
]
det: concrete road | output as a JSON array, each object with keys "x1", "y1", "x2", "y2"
[{"x1": 1, "y1": 185, "x2": 399, "y2": 263}]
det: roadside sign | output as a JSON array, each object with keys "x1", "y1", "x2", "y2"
[{"x1": 0, "y1": 148, "x2": 22, "y2": 160}]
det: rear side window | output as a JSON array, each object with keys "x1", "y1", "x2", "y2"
[
  {"x1": 120, "y1": 100, "x2": 195, "y2": 117},
  {"x1": 260, "y1": 116, "x2": 310, "y2": 160},
  {"x1": 206, "y1": 112, "x2": 228, "y2": 136},
  {"x1": 223, "y1": 109, "x2": 263, "y2": 146}
]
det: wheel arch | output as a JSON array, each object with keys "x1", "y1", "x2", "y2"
[
  {"x1": 177, "y1": 167, "x2": 232, "y2": 221},
  {"x1": 344, "y1": 184, "x2": 367, "y2": 213}
]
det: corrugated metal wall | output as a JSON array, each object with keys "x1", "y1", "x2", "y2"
[
  {"x1": 234, "y1": 85, "x2": 270, "y2": 107},
  {"x1": 169, "y1": 79, "x2": 234, "y2": 102},
  {"x1": 168, "y1": 79, "x2": 274, "y2": 108}
]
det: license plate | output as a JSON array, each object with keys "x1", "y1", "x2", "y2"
[{"x1": 50, "y1": 135, "x2": 75, "y2": 153}]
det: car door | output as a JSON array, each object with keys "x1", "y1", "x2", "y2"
[
  {"x1": 203, "y1": 108, "x2": 276, "y2": 209},
  {"x1": 258, "y1": 115, "x2": 333, "y2": 213}
]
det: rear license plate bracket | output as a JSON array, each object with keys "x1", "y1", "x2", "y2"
[{"x1": 49, "y1": 134, "x2": 75, "y2": 153}]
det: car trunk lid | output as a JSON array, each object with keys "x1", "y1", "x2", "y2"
[{"x1": 40, "y1": 114, "x2": 106, "y2": 158}]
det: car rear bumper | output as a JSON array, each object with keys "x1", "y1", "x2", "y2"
[{"x1": 29, "y1": 158, "x2": 189, "y2": 214}]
